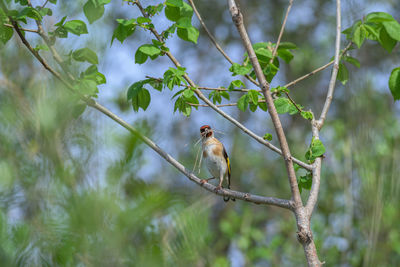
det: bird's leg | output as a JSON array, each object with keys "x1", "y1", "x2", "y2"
[
  {"x1": 200, "y1": 177, "x2": 215, "y2": 184},
  {"x1": 214, "y1": 175, "x2": 223, "y2": 192}
]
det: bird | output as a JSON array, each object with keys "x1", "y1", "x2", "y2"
[{"x1": 199, "y1": 125, "x2": 235, "y2": 202}]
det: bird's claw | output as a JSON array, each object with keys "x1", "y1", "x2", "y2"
[
  {"x1": 200, "y1": 179, "x2": 207, "y2": 185},
  {"x1": 214, "y1": 185, "x2": 222, "y2": 193}
]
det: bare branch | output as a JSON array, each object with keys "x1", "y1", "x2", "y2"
[
  {"x1": 3, "y1": 23, "x2": 38, "y2": 33},
  {"x1": 136, "y1": 0, "x2": 312, "y2": 171},
  {"x1": 284, "y1": 42, "x2": 352, "y2": 89},
  {"x1": 317, "y1": 0, "x2": 342, "y2": 129},
  {"x1": 187, "y1": 0, "x2": 259, "y2": 86},
  {"x1": 305, "y1": 123, "x2": 322, "y2": 217},
  {"x1": 187, "y1": 0, "x2": 233, "y2": 65},
  {"x1": 228, "y1": 0, "x2": 302, "y2": 206},
  {"x1": 144, "y1": 76, "x2": 259, "y2": 92},
  {"x1": 26, "y1": 0, "x2": 75, "y2": 82},
  {"x1": 270, "y1": 0, "x2": 293, "y2": 60},
  {"x1": 41, "y1": 0, "x2": 49, "y2": 8}
]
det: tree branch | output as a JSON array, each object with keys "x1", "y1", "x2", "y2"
[
  {"x1": 144, "y1": 76, "x2": 260, "y2": 92},
  {"x1": 305, "y1": 122, "x2": 322, "y2": 218},
  {"x1": 284, "y1": 42, "x2": 352, "y2": 89},
  {"x1": 317, "y1": 0, "x2": 342, "y2": 130},
  {"x1": 187, "y1": 0, "x2": 259, "y2": 86},
  {"x1": 228, "y1": 1, "x2": 324, "y2": 265},
  {"x1": 228, "y1": 0, "x2": 302, "y2": 207},
  {"x1": 270, "y1": 0, "x2": 293, "y2": 60},
  {"x1": 4, "y1": 12, "x2": 294, "y2": 211},
  {"x1": 3, "y1": 23, "x2": 38, "y2": 33},
  {"x1": 135, "y1": 0, "x2": 312, "y2": 171}
]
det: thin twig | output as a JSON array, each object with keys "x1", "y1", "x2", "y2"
[
  {"x1": 284, "y1": 42, "x2": 352, "y2": 89},
  {"x1": 26, "y1": 0, "x2": 75, "y2": 82},
  {"x1": 136, "y1": 0, "x2": 312, "y2": 171},
  {"x1": 270, "y1": 0, "x2": 301, "y2": 115},
  {"x1": 270, "y1": 0, "x2": 293, "y2": 60},
  {"x1": 3, "y1": 23, "x2": 38, "y2": 33},
  {"x1": 144, "y1": 76, "x2": 259, "y2": 92},
  {"x1": 187, "y1": 0, "x2": 233, "y2": 65},
  {"x1": 317, "y1": 0, "x2": 342, "y2": 129},
  {"x1": 187, "y1": 0, "x2": 259, "y2": 86},
  {"x1": 305, "y1": 123, "x2": 322, "y2": 218},
  {"x1": 41, "y1": 0, "x2": 49, "y2": 8}
]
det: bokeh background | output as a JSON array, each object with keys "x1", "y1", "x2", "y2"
[{"x1": 1, "y1": 0, "x2": 400, "y2": 266}]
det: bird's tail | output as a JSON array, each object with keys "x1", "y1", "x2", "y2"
[{"x1": 223, "y1": 171, "x2": 235, "y2": 202}]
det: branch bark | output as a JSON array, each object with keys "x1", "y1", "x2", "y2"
[
  {"x1": 317, "y1": 0, "x2": 342, "y2": 129},
  {"x1": 228, "y1": 1, "x2": 323, "y2": 266}
]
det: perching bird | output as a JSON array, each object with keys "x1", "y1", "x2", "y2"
[{"x1": 199, "y1": 125, "x2": 235, "y2": 202}]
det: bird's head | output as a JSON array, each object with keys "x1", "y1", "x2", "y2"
[{"x1": 200, "y1": 125, "x2": 213, "y2": 139}]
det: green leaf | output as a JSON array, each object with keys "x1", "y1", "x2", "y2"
[
  {"x1": 0, "y1": 25, "x2": 13, "y2": 44},
  {"x1": 137, "y1": 16, "x2": 151, "y2": 24},
  {"x1": 166, "y1": 0, "x2": 183, "y2": 7},
  {"x1": 36, "y1": 7, "x2": 52, "y2": 17},
  {"x1": 277, "y1": 49, "x2": 293, "y2": 63},
  {"x1": 75, "y1": 79, "x2": 98, "y2": 96},
  {"x1": 229, "y1": 80, "x2": 245, "y2": 89},
  {"x1": 258, "y1": 101, "x2": 267, "y2": 111},
  {"x1": 176, "y1": 17, "x2": 191, "y2": 28},
  {"x1": 111, "y1": 18, "x2": 136, "y2": 44},
  {"x1": 34, "y1": 44, "x2": 49, "y2": 51},
  {"x1": 127, "y1": 81, "x2": 151, "y2": 112},
  {"x1": 165, "y1": 2, "x2": 193, "y2": 22},
  {"x1": 382, "y1": 20, "x2": 400, "y2": 41},
  {"x1": 353, "y1": 24, "x2": 366, "y2": 48},
  {"x1": 254, "y1": 47, "x2": 272, "y2": 63},
  {"x1": 263, "y1": 133, "x2": 272, "y2": 141},
  {"x1": 379, "y1": 27, "x2": 397, "y2": 53},
  {"x1": 300, "y1": 111, "x2": 313, "y2": 120},
  {"x1": 177, "y1": 26, "x2": 199, "y2": 44},
  {"x1": 305, "y1": 137, "x2": 326, "y2": 162},
  {"x1": 337, "y1": 63, "x2": 349, "y2": 85},
  {"x1": 277, "y1": 42, "x2": 297, "y2": 49},
  {"x1": 343, "y1": 56, "x2": 360, "y2": 68},
  {"x1": 64, "y1": 20, "x2": 88, "y2": 36},
  {"x1": 389, "y1": 67, "x2": 400, "y2": 101},
  {"x1": 54, "y1": 16, "x2": 67, "y2": 27},
  {"x1": 148, "y1": 78, "x2": 163, "y2": 91},
  {"x1": 72, "y1": 48, "x2": 98, "y2": 64},
  {"x1": 364, "y1": 23, "x2": 380, "y2": 41},
  {"x1": 220, "y1": 91, "x2": 230, "y2": 100},
  {"x1": 273, "y1": 98, "x2": 290, "y2": 114},
  {"x1": 138, "y1": 44, "x2": 161, "y2": 56},
  {"x1": 229, "y1": 63, "x2": 252, "y2": 76},
  {"x1": 135, "y1": 44, "x2": 161, "y2": 64},
  {"x1": 165, "y1": 6, "x2": 180, "y2": 21},
  {"x1": 365, "y1": 12, "x2": 394, "y2": 23},
  {"x1": 298, "y1": 173, "x2": 312, "y2": 193},
  {"x1": 248, "y1": 90, "x2": 259, "y2": 104},
  {"x1": 49, "y1": 0, "x2": 57, "y2": 3},
  {"x1": 84, "y1": 0, "x2": 105, "y2": 24},
  {"x1": 237, "y1": 95, "x2": 249, "y2": 112},
  {"x1": 19, "y1": 7, "x2": 42, "y2": 21},
  {"x1": 80, "y1": 65, "x2": 106, "y2": 85},
  {"x1": 249, "y1": 103, "x2": 257, "y2": 112},
  {"x1": 182, "y1": 88, "x2": 194, "y2": 99}
]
